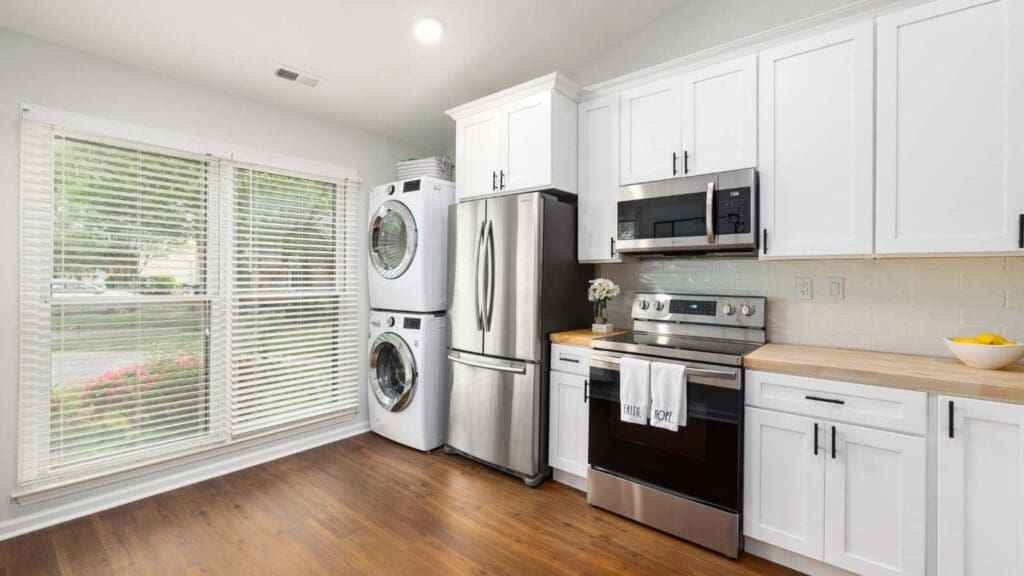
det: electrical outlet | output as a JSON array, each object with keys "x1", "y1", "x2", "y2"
[
  {"x1": 796, "y1": 277, "x2": 813, "y2": 300},
  {"x1": 828, "y1": 277, "x2": 845, "y2": 301}
]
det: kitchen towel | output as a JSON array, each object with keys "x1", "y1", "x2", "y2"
[
  {"x1": 619, "y1": 357, "x2": 651, "y2": 424},
  {"x1": 649, "y1": 362, "x2": 687, "y2": 431}
]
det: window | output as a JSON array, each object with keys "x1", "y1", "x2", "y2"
[{"x1": 19, "y1": 113, "x2": 360, "y2": 492}]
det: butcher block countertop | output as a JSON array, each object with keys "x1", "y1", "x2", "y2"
[
  {"x1": 550, "y1": 328, "x2": 629, "y2": 347},
  {"x1": 745, "y1": 343, "x2": 1024, "y2": 403}
]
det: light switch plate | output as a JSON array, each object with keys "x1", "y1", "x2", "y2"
[
  {"x1": 796, "y1": 277, "x2": 813, "y2": 300},
  {"x1": 828, "y1": 277, "x2": 845, "y2": 301}
]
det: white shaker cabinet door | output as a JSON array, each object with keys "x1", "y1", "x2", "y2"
[
  {"x1": 681, "y1": 54, "x2": 757, "y2": 176},
  {"x1": 824, "y1": 423, "x2": 926, "y2": 576},
  {"x1": 744, "y1": 407, "x2": 825, "y2": 560},
  {"x1": 548, "y1": 370, "x2": 589, "y2": 478},
  {"x1": 619, "y1": 78, "x2": 682, "y2": 185},
  {"x1": 500, "y1": 92, "x2": 552, "y2": 193},
  {"x1": 877, "y1": 0, "x2": 1024, "y2": 254},
  {"x1": 578, "y1": 95, "x2": 621, "y2": 263},
  {"x1": 938, "y1": 395, "x2": 1024, "y2": 576},
  {"x1": 456, "y1": 111, "x2": 501, "y2": 201},
  {"x1": 758, "y1": 22, "x2": 875, "y2": 258}
]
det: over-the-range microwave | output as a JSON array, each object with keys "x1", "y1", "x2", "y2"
[{"x1": 615, "y1": 168, "x2": 758, "y2": 256}]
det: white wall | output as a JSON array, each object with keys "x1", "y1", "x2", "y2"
[
  {"x1": 569, "y1": 0, "x2": 897, "y2": 86},
  {"x1": 0, "y1": 28, "x2": 437, "y2": 536}
]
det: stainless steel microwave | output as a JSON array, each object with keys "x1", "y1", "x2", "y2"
[{"x1": 615, "y1": 168, "x2": 757, "y2": 255}]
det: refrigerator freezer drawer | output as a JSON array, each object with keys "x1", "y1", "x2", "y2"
[{"x1": 446, "y1": 350, "x2": 542, "y2": 478}]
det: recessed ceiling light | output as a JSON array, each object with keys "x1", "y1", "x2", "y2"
[{"x1": 413, "y1": 17, "x2": 445, "y2": 44}]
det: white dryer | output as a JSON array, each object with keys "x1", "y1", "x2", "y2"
[
  {"x1": 368, "y1": 177, "x2": 454, "y2": 312},
  {"x1": 368, "y1": 309, "x2": 446, "y2": 451}
]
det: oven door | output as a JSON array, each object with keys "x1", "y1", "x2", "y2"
[
  {"x1": 588, "y1": 351, "x2": 743, "y2": 513},
  {"x1": 615, "y1": 168, "x2": 756, "y2": 254}
]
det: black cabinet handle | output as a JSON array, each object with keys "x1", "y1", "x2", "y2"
[
  {"x1": 684, "y1": 150, "x2": 689, "y2": 174},
  {"x1": 948, "y1": 400, "x2": 955, "y2": 439},
  {"x1": 492, "y1": 171, "x2": 497, "y2": 191},
  {"x1": 584, "y1": 379, "x2": 589, "y2": 403},
  {"x1": 831, "y1": 425, "x2": 837, "y2": 459},
  {"x1": 813, "y1": 423, "x2": 819, "y2": 456},
  {"x1": 672, "y1": 152, "x2": 678, "y2": 176},
  {"x1": 610, "y1": 237, "x2": 616, "y2": 258},
  {"x1": 1018, "y1": 214, "x2": 1023, "y2": 249},
  {"x1": 762, "y1": 229, "x2": 767, "y2": 255},
  {"x1": 806, "y1": 395, "x2": 845, "y2": 405},
  {"x1": 559, "y1": 356, "x2": 580, "y2": 364},
  {"x1": 499, "y1": 170, "x2": 505, "y2": 190}
]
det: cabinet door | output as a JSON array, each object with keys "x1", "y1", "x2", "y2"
[
  {"x1": 456, "y1": 111, "x2": 501, "y2": 200},
  {"x1": 744, "y1": 407, "x2": 825, "y2": 559},
  {"x1": 578, "y1": 95, "x2": 620, "y2": 263},
  {"x1": 681, "y1": 54, "x2": 757, "y2": 176},
  {"x1": 619, "y1": 78, "x2": 682, "y2": 185},
  {"x1": 938, "y1": 395, "x2": 1024, "y2": 576},
  {"x1": 758, "y1": 22, "x2": 874, "y2": 258},
  {"x1": 500, "y1": 92, "x2": 552, "y2": 193},
  {"x1": 824, "y1": 424, "x2": 926, "y2": 576},
  {"x1": 548, "y1": 370, "x2": 588, "y2": 478},
  {"x1": 877, "y1": 0, "x2": 1024, "y2": 254}
]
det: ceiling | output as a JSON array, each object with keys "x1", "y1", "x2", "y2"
[{"x1": 0, "y1": 0, "x2": 689, "y2": 151}]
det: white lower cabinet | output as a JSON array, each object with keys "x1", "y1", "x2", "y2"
[
  {"x1": 938, "y1": 395, "x2": 1024, "y2": 576},
  {"x1": 549, "y1": 344, "x2": 590, "y2": 484},
  {"x1": 746, "y1": 377, "x2": 927, "y2": 576}
]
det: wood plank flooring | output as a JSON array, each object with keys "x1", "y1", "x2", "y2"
[{"x1": 0, "y1": 433, "x2": 800, "y2": 575}]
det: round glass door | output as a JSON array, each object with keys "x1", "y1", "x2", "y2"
[
  {"x1": 368, "y1": 201, "x2": 417, "y2": 279},
  {"x1": 369, "y1": 332, "x2": 417, "y2": 412}
]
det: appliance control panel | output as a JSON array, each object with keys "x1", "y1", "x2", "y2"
[{"x1": 631, "y1": 293, "x2": 766, "y2": 328}]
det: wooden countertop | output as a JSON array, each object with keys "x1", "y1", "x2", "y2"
[
  {"x1": 745, "y1": 343, "x2": 1024, "y2": 403},
  {"x1": 550, "y1": 328, "x2": 630, "y2": 347}
]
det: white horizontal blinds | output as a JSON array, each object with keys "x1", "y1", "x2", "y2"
[
  {"x1": 19, "y1": 120, "x2": 225, "y2": 489},
  {"x1": 230, "y1": 166, "x2": 359, "y2": 435}
]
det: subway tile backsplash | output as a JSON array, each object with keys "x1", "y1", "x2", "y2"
[{"x1": 597, "y1": 257, "x2": 1024, "y2": 359}]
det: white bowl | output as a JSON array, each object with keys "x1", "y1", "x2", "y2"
[{"x1": 943, "y1": 338, "x2": 1024, "y2": 370}]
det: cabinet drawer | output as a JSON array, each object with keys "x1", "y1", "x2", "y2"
[
  {"x1": 746, "y1": 370, "x2": 927, "y2": 435},
  {"x1": 550, "y1": 343, "x2": 590, "y2": 376}
]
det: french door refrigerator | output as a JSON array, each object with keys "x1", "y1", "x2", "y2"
[{"x1": 445, "y1": 192, "x2": 592, "y2": 486}]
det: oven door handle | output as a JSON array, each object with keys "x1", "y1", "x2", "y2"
[
  {"x1": 590, "y1": 355, "x2": 736, "y2": 379},
  {"x1": 705, "y1": 181, "x2": 716, "y2": 244}
]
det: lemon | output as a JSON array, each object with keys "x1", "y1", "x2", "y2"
[
  {"x1": 974, "y1": 333, "x2": 1009, "y2": 345},
  {"x1": 952, "y1": 337, "x2": 979, "y2": 344}
]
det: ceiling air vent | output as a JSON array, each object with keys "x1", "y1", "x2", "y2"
[{"x1": 274, "y1": 66, "x2": 321, "y2": 88}]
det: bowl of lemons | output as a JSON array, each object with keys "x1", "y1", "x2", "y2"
[{"x1": 944, "y1": 333, "x2": 1024, "y2": 370}]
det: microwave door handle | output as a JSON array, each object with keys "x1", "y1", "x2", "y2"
[{"x1": 705, "y1": 181, "x2": 716, "y2": 244}]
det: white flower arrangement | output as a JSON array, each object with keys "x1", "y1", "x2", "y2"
[{"x1": 588, "y1": 278, "x2": 620, "y2": 303}]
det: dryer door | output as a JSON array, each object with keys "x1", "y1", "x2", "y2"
[
  {"x1": 369, "y1": 200, "x2": 418, "y2": 279},
  {"x1": 369, "y1": 332, "x2": 418, "y2": 412}
]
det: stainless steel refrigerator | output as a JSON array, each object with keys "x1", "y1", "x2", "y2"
[{"x1": 445, "y1": 191, "x2": 592, "y2": 486}]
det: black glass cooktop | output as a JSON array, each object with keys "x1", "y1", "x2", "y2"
[{"x1": 591, "y1": 331, "x2": 761, "y2": 365}]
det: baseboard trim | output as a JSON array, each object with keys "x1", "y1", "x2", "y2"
[
  {"x1": 0, "y1": 419, "x2": 370, "y2": 541},
  {"x1": 743, "y1": 537, "x2": 857, "y2": 576}
]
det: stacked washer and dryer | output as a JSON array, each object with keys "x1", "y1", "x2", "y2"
[{"x1": 366, "y1": 177, "x2": 454, "y2": 451}]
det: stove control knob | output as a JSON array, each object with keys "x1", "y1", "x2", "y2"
[
  {"x1": 740, "y1": 304, "x2": 755, "y2": 317},
  {"x1": 722, "y1": 303, "x2": 736, "y2": 316},
  {"x1": 655, "y1": 301, "x2": 665, "y2": 312},
  {"x1": 639, "y1": 300, "x2": 650, "y2": 310}
]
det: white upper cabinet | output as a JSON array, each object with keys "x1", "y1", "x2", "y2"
[
  {"x1": 758, "y1": 23, "x2": 875, "y2": 258},
  {"x1": 619, "y1": 78, "x2": 682, "y2": 185},
  {"x1": 578, "y1": 95, "x2": 621, "y2": 263},
  {"x1": 877, "y1": 0, "x2": 1024, "y2": 254},
  {"x1": 456, "y1": 111, "x2": 502, "y2": 200},
  {"x1": 448, "y1": 73, "x2": 580, "y2": 201},
  {"x1": 938, "y1": 395, "x2": 1024, "y2": 576},
  {"x1": 681, "y1": 54, "x2": 758, "y2": 176}
]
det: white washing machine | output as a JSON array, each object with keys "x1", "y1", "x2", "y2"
[
  {"x1": 368, "y1": 177, "x2": 454, "y2": 312},
  {"x1": 368, "y1": 309, "x2": 446, "y2": 451}
]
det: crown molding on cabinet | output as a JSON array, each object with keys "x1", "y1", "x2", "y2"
[
  {"x1": 445, "y1": 72, "x2": 582, "y2": 120},
  {"x1": 579, "y1": 0, "x2": 931, "y2": 101}
]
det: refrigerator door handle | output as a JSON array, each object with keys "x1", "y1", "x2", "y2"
[
  {"x1": 474, "y1": 219, "x2": 487, "y2": 331},
  {"x1": 485, "y1": 219, "x2": 496, "y2": 331},
  {"x1": 447, "y1": 354, "x2": 527, "y2": 375}
]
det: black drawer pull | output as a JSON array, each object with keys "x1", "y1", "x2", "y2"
[
  {"x1": 559, "y1": 356, "x2": 580, "y2": 363},
  {"x1": 806, "y1": 395, "x2": 845, "y2": 405}
]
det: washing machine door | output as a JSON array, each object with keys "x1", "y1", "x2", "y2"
[
  {"x1": 369, "y1": 200, "x2": 417, "y2": 279},
  {"x1": 369, "y1": 332, "x2": 418, "y2": 412}
]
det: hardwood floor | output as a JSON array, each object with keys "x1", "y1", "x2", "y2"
[{"x1": 0, "y1": 433, "x2": 800, "y2": 575}]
